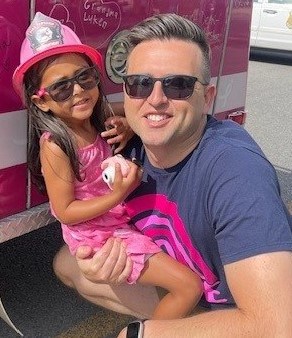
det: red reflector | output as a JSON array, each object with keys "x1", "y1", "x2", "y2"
[{"x1": 228, "y1": 111, "x2": 247, "y2": 125}]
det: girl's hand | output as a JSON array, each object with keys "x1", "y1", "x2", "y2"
[
  {"x1": 111, "y1": 161, "x2": 143, "y2": 200},
  {"x1": 101, "y1": 116, "x2": 135, "y2": 154}
]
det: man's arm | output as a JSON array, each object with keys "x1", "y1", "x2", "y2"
[{"x1": 118, "y1": 251, "x2": 292, "y2": 337}]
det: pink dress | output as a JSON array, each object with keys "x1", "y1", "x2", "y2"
[{"x1": 41, "y1": 133, "x2": 161, "y2": 284}]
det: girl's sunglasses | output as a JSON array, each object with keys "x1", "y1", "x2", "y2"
[
  {"x1": 123, "y1": 74, "x2": 208, "y2": 100},
  {"x1": 37, "y1": 66, "x2": 100, "y2": 102}
]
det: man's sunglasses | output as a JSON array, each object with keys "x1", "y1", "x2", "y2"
[
  {"x1": 37, "y1": 66, "x2": 100, "y2": 102},
  {"x1": 123, "y1": 74, "x2": 208, "y2": 100}
]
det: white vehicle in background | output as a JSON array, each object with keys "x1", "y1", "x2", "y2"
[{"x1": 250, "y1": 0, "x2": 292, "y2": 55}]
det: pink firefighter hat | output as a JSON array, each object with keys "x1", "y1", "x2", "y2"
[{"x1": 12, "y1": 12, "x2": 103, "y2": 97}]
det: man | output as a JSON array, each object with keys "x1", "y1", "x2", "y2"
[{"x1": 54, "y1": 13, "x2": 292, "y2": 336}]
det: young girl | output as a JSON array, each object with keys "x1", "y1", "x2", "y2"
[{"x1": 13, "y1": 12, "x2": 203, "y2": 319}]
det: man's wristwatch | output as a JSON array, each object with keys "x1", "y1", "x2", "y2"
[{"x1": 126, "y1": 319, "x2": 146, "y2": 338}]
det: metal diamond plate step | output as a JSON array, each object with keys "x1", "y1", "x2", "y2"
[{"x1": 0, "y1": 203, "x2": 55, "y2": 243}]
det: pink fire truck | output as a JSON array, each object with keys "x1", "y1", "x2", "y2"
[{"x1": 0, "y1": 1, "x2": 252, "y2": 246}]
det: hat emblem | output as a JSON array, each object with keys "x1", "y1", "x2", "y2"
[{"x1": 27, "y1": 19, "x2": 63, "y2": 54}]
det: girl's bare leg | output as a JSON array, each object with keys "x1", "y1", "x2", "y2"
[{"x1": 138, "y1": 252, "x2": 203, "y2": 319}]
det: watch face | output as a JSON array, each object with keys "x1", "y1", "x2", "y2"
[{"x1": 126, "y1": 321, "x2": 143, "y2": 338}]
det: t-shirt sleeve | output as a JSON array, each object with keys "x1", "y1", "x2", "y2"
[{"x1": 207, "y1": 147, "x2": 292, "y2": 265}]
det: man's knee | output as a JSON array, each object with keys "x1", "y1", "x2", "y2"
[{"x1": 53, "y1": 245, "x2": 76, "y2": 288}]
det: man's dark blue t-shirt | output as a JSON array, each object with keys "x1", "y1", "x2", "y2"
[{"x1": 123, "y1": 116, "x2": 292, "y2": 308}]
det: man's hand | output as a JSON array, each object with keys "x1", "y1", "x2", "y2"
[{"x1": 75, "y1": 237, "x2": 133, "y2": 284}]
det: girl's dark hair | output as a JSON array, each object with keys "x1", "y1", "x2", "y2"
[{"x1": 23, "y1": 53, "x2": 107, "y2": 193}]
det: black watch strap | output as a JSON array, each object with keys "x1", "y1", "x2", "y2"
[{"x1": 126, "y1": 319, "x2": 146, "y2": 338}]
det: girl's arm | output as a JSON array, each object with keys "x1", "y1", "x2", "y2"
[
  {"x1": 40, "y1": 139, "x2": 141, "y2": 225},
  {"x1": 101, "y1": 115, "x2": 135, "y2": 154}
]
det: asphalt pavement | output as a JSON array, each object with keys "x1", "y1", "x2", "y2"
[
  {"x1": 246, "y1": 53, "x2": 292, "y2": 210},
  {"x1": 0, "y1": 222, "x2": 132, "y2": 338}
]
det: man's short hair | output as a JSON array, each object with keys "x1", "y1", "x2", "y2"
[{"x1": 126, "y1": 13, "x2": 211, "y2": 84}]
